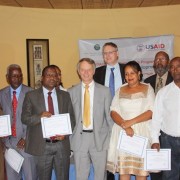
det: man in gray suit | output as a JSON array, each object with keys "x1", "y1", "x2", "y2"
[
  {"x1": 68, "y1": 58, "x2": 113, "y2": 180},
  {"x1": 21, "y1": 65, "x2": 75, "y2": 180},
  {"x1": 0, "y1": 64, "x2": 37, "y2": 180}
]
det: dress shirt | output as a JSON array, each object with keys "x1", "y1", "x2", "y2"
[
  {"x1": 105, "y1": 63, "x2": 122, "y2": 91},
  {"x1": 155, "y1": 71, "x2": 168, "y2": 88},
  {"x1": 151, "y1": 82, "x2": 180, "y2": 143},
  {"x1": 81, "y1": 81, "x2": 94, "y2": 130},
  {"x1": 10, "y1": 84, "x2": 22, "y2": 100},
  {"x1": 43, "y1": 87, "x2": 59, "y2": 114}
]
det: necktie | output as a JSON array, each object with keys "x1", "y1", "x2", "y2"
[
  {"x1": 12, "y1": 91, "x2": 18, "y2": 137},
  {"x1": 83, "y1": 85, "x2": 91, "y2": 128},
  {"x1": 156, "y1": 77, "x2": 163, "y2": 94},
  {"x1": 48, "y1": 92, "x2": 54, "y2": 115},
  {"x1": 109, "y1": 67, "x2": 115, "y2": 97}
]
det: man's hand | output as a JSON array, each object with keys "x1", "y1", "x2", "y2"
[
  {"x1": 41, "y1": 111, "x2": 52, "y2": 118},
  {"x1": 54, "y1": 135, "x2": 66, "y2": 141},
  {"x1": 17, "y1": 138, "x2": 25, "y2": 150},
  {"x1": 151, "y1": 143, "x2": 160, "y2": 151}
]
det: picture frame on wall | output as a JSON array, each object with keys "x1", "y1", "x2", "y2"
[{"x1": 26, "y1": 39, "x2": 49, "y2": 89}]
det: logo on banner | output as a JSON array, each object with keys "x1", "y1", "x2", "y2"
[
  {"x1": 94, "y1": 44, "x2": 100, "y2": 50},
  {"x1": 137, "y1": 43, "x2": 165, "y2": 52}
]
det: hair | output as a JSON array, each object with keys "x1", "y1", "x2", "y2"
[
  {"x1": 103, "y1": 42, "x2": 118, "y2": 51},
  {"x1": 77, "y1": 58, "x2": 96, "y2": 72},
  {"x1": 42, "y1": 65, "x2": 56, "y2": 76},
  {"x1": 124, "y1": 61, "x2": 143, "y2": 81},
  {"x1": 155, "y1": 51, "x2": 170, "y2": 61},
  {"x1": 6, "y1": 64, "x2": 22, "y2": 75},
  {"x1": 50, "y1": 64, "x2": 60, "y2": 71}
]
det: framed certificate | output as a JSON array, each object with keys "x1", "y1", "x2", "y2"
[
  {"x1": 117, "y1": 131, "x2": 148, "y2": 158},
  {"x1": 144, "y1": 149, "x2": 171, "y2": 171},
  {"x1": 41, "y1": 113, "x2": 72, "y2": 138},
  {"x1": 0, "y1": 115, "x2": 11, "y2": 137}
]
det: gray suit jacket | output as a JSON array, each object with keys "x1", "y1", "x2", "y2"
[
  {"x1": 21, "y1": 87, "x2": 75, "y2": 156},
  {"x1": 68, "y1": 82, "x2": 113, "y2": 152},
  {"x1": 0, "y1": 84, "x2": 33, "y2": 157}
]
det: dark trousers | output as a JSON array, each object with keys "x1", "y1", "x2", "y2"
[{"x1": 107, "y1": 171, "x2": 114, "y2": 180}]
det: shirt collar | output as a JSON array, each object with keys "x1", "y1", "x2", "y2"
[
  {"x1": 82, "y1": 80, "x2": 95, "y2": 88},
  {"x1": 43, "y1": 86, "x2": 56, "y2": 94},
  {"x1": 10, "y1": 84, "x2": 22, "y2": 95},
  {"x1": 107, "y1": 62, "x2": 119, "y2": 69}
]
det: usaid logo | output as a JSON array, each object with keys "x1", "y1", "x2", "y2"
[
  {"x1": 137, "y1": 44, "x2": 145, "y2": 52},
  {"x1": 137, "y1": 43, "x2": 165, "y2": 51}
]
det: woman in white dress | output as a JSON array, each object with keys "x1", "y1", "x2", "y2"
[{"x1": 107, "y1": 61, "x2": 155, "y2": 180}]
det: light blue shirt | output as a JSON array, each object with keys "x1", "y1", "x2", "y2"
[
  {"x1": 10, "y1": 84, "x2": 22, "y2": 100},
  {"x1": 105, "y1": 63, "x2": 123, "y2": 91},
  {"x1": 43, "y1": 87, "x2": 59, "y2": 114}
]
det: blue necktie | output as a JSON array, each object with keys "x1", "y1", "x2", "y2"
[{"x1": 109, "y1": 68, "x2": 115, "y2": 97}]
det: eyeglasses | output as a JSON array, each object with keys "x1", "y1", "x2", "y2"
[{"x1": 103, "y1": 50, "x2": 117, "y2": 56}]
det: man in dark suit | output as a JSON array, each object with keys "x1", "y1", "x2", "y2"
[
  {"x1": 94, "y1": 42, "x2": 124, "y2": 179},
  {"x1": 21, "y1": 65, "x2": 75, "y2": 180},
  {"x1": 144, "y1": 51, "x2": 173, "y2": 180},
  {"x1": 94, "y1": 42, "x2": 125, "y2": 93},
  {"x1": 68, "y1": 58, "x2": 113, "y2": 180},
  {"x1": 0, "y1": 64, "x2": 37, "y2": 180},
  {"x1": 144, "y1": 51, "x2": 173, "y2": 94}
]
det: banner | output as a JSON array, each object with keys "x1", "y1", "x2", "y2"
[{"x1": 79, "y1": 35, "x2": 174, "y2": 79}]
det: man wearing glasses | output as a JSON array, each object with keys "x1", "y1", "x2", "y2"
[
  {"x1": 94, "y1": 42, "x2": 125, "y2": 98},
  {"x1": 94, "y1": 43, "x2": 125, "y2": 180}
]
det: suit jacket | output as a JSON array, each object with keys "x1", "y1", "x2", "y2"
[
  {"x1": 68, "y1": 82, "x2": 113, "y2": 152},
  {"x1": 94, "y1": 63, "x2": 125, "y2": 85},
  {"x1": 21, "y1": 87, "x2": 75, "y2": 156},
  {"x1": 144, "y1": 72, "x2": 173, "y2": 92},
  {"x1": 0, "y1": 84, "x2": 33, "y2": 157}
]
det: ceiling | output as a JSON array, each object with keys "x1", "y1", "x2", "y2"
[{"x1": 0, "y1": 0, "x2": 180, "y2": 9}]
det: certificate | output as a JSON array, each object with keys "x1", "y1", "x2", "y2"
[
  {"x1": 117, "y1": 131, "x2": 148, "y2": 158},
  {"x1": 0, "y1": 115, "x2": 11, "y2": 137},
  {"x1": 144, "y1": 149, "x2": 171, "y2": 171},
  {"x1": 5, "y1": 148, "x2": 24, "y2": 173},
  {"x1": 41, "y1": 113, "x2": 72, "y2": 138}
]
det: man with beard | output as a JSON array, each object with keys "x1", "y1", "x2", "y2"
[
  {"x1": 144, "y1": 51, "x2": 173, "y2": 180},
  {"x1": 151, "y1": 57, "x2": 180, "y2": 180},
  {"x1": 144, "y1": 51, "x2": 173, "y2": 95}
]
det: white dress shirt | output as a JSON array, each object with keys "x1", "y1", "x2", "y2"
[
  {"x1": 43, "y1": 87, "x2": 59, "y2": 114},
  {"x1": 81, "y1": 81, "x2": 94, "y2": 130},
  {"x1": 151, "y1": 81, "x2": 180, "y2": 143},
  {"x1": 105, "y1": 63, "x2": 123, "y2": 91}
]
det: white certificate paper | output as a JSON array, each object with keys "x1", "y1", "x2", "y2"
[
  {"x1": 5, "y1": 148, "x2": 24, "y2": 173},
  {"x1": 144, "y1": 149, "x2": 171, "y2": 171},
  {"x1": 0, "y1": 115, "x2": 11, "y2": 137},
  {"x1": 41, "y1": 113, "x2": 72, "y2": 138},
  {"x1": 117, "y1": 131, "x2": 148, "y2": 158}
]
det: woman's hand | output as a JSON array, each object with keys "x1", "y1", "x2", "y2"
[
  {"x1": 125, "y1": 127, "x2": 134, "y2": 137},
  {"x1": 121, "y1": 120, "x2": 135, "y2": 129}
]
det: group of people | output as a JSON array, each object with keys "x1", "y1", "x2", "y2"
[{"x1": 0, "y1": 42, "x2": 179, "y2": 180}]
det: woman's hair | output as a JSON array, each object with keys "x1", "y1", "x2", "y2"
[{"x1": 124, "y1": 61, "x2": 143, "y2": 81}]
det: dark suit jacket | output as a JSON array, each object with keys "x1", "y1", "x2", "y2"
[
  {"x1": 21, "y1": 87, "x2": 75, "y2": 156},
  {"x1": 94, "y1": 63, "x2": 125, "y2": 85},
  {"x1": 144, "y1": 72, "x2": 173, "y2": 92}
]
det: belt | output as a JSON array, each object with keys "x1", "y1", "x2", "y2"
[
  {"x1": 45, "y1": 139, "x2": 59, "y2": 143},
  {"x1": 82, "y1": 130, "x2": 93, "y2": 133}
]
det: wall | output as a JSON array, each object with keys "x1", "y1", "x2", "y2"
[{"x1": 0, "y1": 5, "x2": 180, "y2": 88}]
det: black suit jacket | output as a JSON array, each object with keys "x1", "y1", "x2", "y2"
[
  {"x1": 21, "y1": 87, "x2": 75, "y2": 156},
  {"x1": 94, "y1": 63, "x2": 125, "y2": 85},
  {"x1": 144, "y1": 72, "x2": 173, "y2": 92}
]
